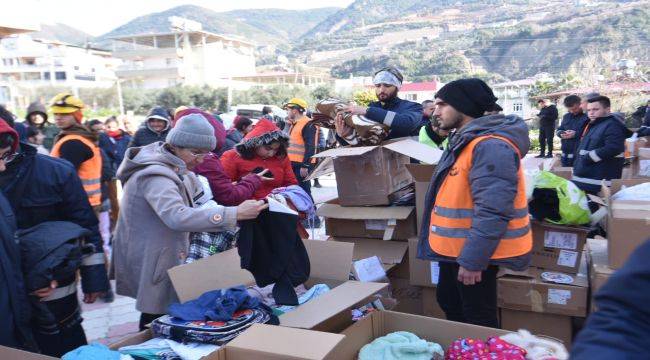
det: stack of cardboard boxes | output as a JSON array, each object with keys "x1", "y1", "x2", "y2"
[{"x1": 312, "y1": 138, "x2": 443, "y2": 316}]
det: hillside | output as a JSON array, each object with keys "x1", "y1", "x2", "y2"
[
  {"x1": 31, "y1": 23, "x2": 93, "y2": 46},
  {"x1": 97, "y1": 5, "x2": 339, "y2": 46}
]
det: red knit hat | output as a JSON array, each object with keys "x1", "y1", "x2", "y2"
[
  {"x1": 236, "y1": 118, "x2": 288, "y2": 152},
  {"x1": 0, "y1": 119, "x2": 19, "y2": 153}
]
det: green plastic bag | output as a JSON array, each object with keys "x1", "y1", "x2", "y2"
[{"x1": 533, "y1": 171, "x2": 591, "y2": 225}]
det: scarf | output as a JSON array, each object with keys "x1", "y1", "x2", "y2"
[{"x1": 107, "y1": 129, "x2": 123, "y2": 140}]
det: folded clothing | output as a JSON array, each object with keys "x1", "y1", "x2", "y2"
[
  {"x1": 446, "y1": 337, "x2": 527, "y2": 360},
  {"x1": 63, "y1": 343, "x2": 128, "y2": 360},
  {"x1": 500, "y1": 330, "x2": 569, "y2": 360},
  {"x1": 168, "y1": 286, "x2": 263, "y2": 322},
  {"x1": 247, "y1": 283, "x2": 331, "y2": 314},
  {"x1": 119, "y1": 336, "x2": 218, "y2": 360},
  {"x1": 359, "y1": 331, "x2": 444, "y2": 360}
]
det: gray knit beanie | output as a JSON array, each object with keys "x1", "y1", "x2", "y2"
[{"x1": 166, "y1": 113, "x2": 216, "y2": 150}]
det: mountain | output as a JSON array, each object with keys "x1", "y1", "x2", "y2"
[
  {"x1": 97, "y1": 5, "x2": 339, "y2": 46},
  {"x1": 31, "y1": 23, "x2": 93, "y2": 46}
]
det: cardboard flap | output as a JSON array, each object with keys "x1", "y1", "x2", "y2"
[
  {"x1": 318, "y1": 203, "x2": 414, "y2": 220},
  {"x1": 279, "y1": 281, "x2": 387, "y2": 329},
  {"x1": 0, "y1": 346, "x2": 57, "y2": 360},
  {"x1": 405, "y1": 163, "x2": 436, "y2": 182},
  {"x1": 333, "y1": 237, "x2": 408, "y2": 265},
  {"x1": 168, "y1": 248, "x2": 255, "y2": 303},
  {"x1": 304, "y1": 240, "x2": 354, "y2": 282},
  {"x1": 305, "y1": 157, "x2": 334, "y2": 181},
  {"x1": 225, "y1": 324, "x2": 344, "y2": 360},
  {"x1": 311, "y1": 145, "x2": 378, "y2": 158},
  {"x1": 382, "y1": 139, "x2": 443, "y2": 164}
]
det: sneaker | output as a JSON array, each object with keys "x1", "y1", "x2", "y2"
[{"x1": 101, "y1": 289, "x2": 115, "y2": 303}]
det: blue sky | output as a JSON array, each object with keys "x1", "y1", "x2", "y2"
[{"x1": 10, "y1": 0, "x2": 354, "y2": 36}]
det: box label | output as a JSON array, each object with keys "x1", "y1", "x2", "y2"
[
  {"x1": 548, "y1": 289, "x2": 572, "y2": 305},
  {"x1": 544, "y1": 231, "x2": 578, "y2": 250},
  {"x1": 557, "y1": 250, "x2": 578, "y2": 268},
  {"x1": 365, "y1": 220, "x2": 388, "y2": 231},
  {"x1": 430, "y1": 261, "x2": 440, "y2": 285},
  {"x1": 639, "y1": 160, "x2": 650, "y2": 177}
]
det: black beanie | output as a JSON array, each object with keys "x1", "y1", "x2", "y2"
[{"x1": 435, "y1": 78, "x2": 498, "y2": 118}]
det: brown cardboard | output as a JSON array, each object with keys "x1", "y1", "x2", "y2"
[
  {"x1": 318, "y1": 203, "x2": 416, "y2": 240},
  {"x1": 167, "y1": 240, "x2": 388, "y2": 332},
  {"x1": 334, "y1": 311, "x2": 508, "y2": 359},
  {"x1": 0, "y1": 346, "x2": 57, "y2": 360},
  {"x1": 422, "y1": 287, "x2": 445, "y2": 318},
  {"x1": 407, "y1": 237, "x2": 439, "y2": 288},
  {"x1": 550, "y1": 167, "x2": 573, "y2": 180},
  {"x1": 405, "y1": 163, "x2": 436, "y2": 230},
  {"x1": 605, "y1": 179, "x2": 650, "y2": 268},
  {"x1": 311, "y1": 139, "x2": 441, "y2": 206},
  {"x1": 389, "y1": 277, "x2": 424, "y2": 315},
  {"x1": 497, "y1": 264, "x2": 589, "y2": 317},
  {"x1": 530, "y1": 220, "x2": 589, "y2": 273},
  {"x1": 586, "y1": 238, "x2": 614, "y2": 312},
  {"x1": 500, "y1": 309, "x2": 573, "y2": 347}
]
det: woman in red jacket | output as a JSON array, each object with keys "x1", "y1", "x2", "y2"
[{"x1": 221, "y1": 119, "x2": 298, "y2": 200}]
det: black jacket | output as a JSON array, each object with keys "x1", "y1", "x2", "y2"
[
  {"x1": 538, "y1": 105, "x2": 558, "y2": 128},
  {"x1": 238, "y1": 210, "x2": 310, "y2": 306},
  {"x1": 128, "y1": 127, "x2": 170, "y2": 148},
  {"x1": 556, "y1": 111, "x2": 588, "y2": 154},
  {"x1": 0, "y1": 143, "x2": 109, "y2": 294},
  {"x1": 0, "y1": 193, "x2": 35, "y2": 351}
]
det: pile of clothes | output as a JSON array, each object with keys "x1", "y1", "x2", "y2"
[
  {"x1": 359, "y1": 331, "x2": 444, "y2": 360},
  {"x1": 151, "y1": 286, "x2": 278, "y2": 345},
  {"x1": 247, "y1": 283, "x2": 330, "y2": 316},
  {"x1": 313, "y1": 98, "x2": 389, "y2": 146}
]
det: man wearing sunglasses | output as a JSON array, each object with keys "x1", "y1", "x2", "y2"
[{"x1": 335, "y1": 67, "x2": 424, "y2": 143}]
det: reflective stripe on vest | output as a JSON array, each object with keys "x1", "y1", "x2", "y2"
[
  {"x1": 51, "y1": 134, "x2": 102, "y2": 206},
  {"x1": 287, "y1": 116, "x2": 318, "y2": 164},
  {"x1": 428, "y1": 135, "x2": 532, "y2": 259}
]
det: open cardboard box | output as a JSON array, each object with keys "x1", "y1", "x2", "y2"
[
  {"x1": 167, "y1": 239, "x2": 387, "y2": 333},
  {"x1": 334, "y1": 311, "x2": 508, "y2": 359},
  {"x1": 407, "y1": 237, "x2": 439, "y2": 288},
  {"x1": 0, "y1": 346, "x2": 57, "y2": 360},
  {"x1": 586, "y1": 238, "x2": 614, "y2": 312},
  {"x1": 318, "y1": 201, "x2": 416, "y2": 241},
  {"x1": 405, "y1": 163, "x2": 436, "y2": 230},
  {"x1": 111, "y1": 325, "x2": 346, "y2": 360},
  {"x1": 550, "y1": 166, "x2": 573, "y2": 180},
  {"x1": 498, "y1": 257, "x2": 589, "y2": 318},
  {"x1": 500, "y1": 308, "x2": 573, "y2": 347},
  {"x1": 530, "y1": 220, "x2": 589, "y2": 274},
  {"x1": 602, "y1": 179, "x2": 650, "y2": 269},
  {"x1": 309, "y1": 138, "x2": 442, "y2": 206}
]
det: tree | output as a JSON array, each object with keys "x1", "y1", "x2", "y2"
[
  {"x1": 311, "y1": 85, "x2": 334, "y2": 102},
  {"x1": 352, "y1": 88, "x2": 378, "y2": 107}
]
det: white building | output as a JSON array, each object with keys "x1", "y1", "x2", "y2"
[
  {"x1": 111, "y1": 21, "x2": 256, "y2": 89},
  {"x1": 0, "y1": 34, "x2": 118, "y2": 110},
  {"x1": 334, "y1": 76, "x2": 374, "y2": 95},
  {"x1": 491, "y1": 78, "x2": 537, "y2": 120},
  {"x1": 400, "y1": 81, "x2": 443, "y2": 103}
]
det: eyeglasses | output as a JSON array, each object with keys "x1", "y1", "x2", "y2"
[
  {"x1": 186, "y1": 150, "x2": 214, "y2": 159},
  {"x1": 0, "y1": 151, "x2": 17, "y2": 163}
]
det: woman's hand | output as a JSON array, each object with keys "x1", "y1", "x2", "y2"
[{"x1": 236, "y1": 200, "x2": 269, "y2": 220}]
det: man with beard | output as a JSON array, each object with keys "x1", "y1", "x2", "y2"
[
  {"x1": 335, "y1": 67, "x2": 424, "y2": 143},
  {"x1": 417, "y1": 78, "x2": 532, "y2": 328}
]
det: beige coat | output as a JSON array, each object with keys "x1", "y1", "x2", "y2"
[{"x1": 112, "y1": 142, "x2": 237, "y2": 314}]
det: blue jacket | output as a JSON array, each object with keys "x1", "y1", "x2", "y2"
[
  {"x1": 0, "y1": 143, "x2": 109, "y2": 294},
  {"x1": 556, "y1": 111, "x2": 588, "y2": 155},
  {"x1": 571, "y1": 115, "x2": 626, "y2": 193},
  {"x1": 365, "y1": 96, "x2": 425, "y2": 139},
  {"x1": 417, "y1": 114, "x2": 531, "y2": 271},
  {"x1": 0, "y1": 192, "x2": 35, "y2": 350},
  {"x1": 571, "y1": 239, "x2": 650, "y2": 359},
  {"x1": 99, "y1": 131, "x2": 131, "y2": 170}
]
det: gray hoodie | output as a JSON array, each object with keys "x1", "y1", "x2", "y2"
[
  {"x1": 112, "y1": 142, "x2": 237, "y2": 314},
  {"x1": 417, "y1": 114, "x2": 531, "y2": 271}
]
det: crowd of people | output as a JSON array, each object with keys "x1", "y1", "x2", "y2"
[{"x1": 0, "y1": 65, "x2": 649, "y2": 358}]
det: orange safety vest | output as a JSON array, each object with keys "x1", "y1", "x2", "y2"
[
  {"x1": 288, "y1": 116, "x2": 319, "y2": 164},
  {"x1": 428, "y1": 135, "x2": 532, "y2": 259},
  {"x1": 51, "y1": 134, "x2": 102, "y2": 207}
]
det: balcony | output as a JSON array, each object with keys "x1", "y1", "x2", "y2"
[{"x1": 115, "y1": 66, "x2": 180, "y2": 79}]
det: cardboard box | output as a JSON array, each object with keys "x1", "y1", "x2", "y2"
[
  {"x1": 530, "y1": 220, "x2": 589, "y2": 273},
  {"x1": 167, "y1": 239, "x2": 388, "y2": 332},
  {"x1": 550, "y1": 166, "x2": 573, "y2": 180},
  {"x1": 498, "y1": 263, "x2": 589, "y2": 317},
  {"x1": 407, "y1": 237, "x2": 440, "y2": 288},
  {"x1": 422, "y1": 286, "x2": 445, "y2": 318},
  {"x1": 0, "y1": 346, "x2": 57, "y2": 360},
  {"x1": 586, "y1": 238, "x2": 614, "y2": 312},
  {"x1": 111, "y1": 325, "x2": 346, "y2": 360},
  {"x1": 604, "y1": 179, "x2": 650, "y2": 268},
  {"x1": 310, "y1": 138, "x2": 442, "y2": 206},
  {"x1": 334, "y1": 311, "x2": 509, "y2": 359},
  {"x1": 500, "y1": 308, "x2": 573, "y2": 347},
  {"x1": 318, "y1": 202, "x2": 416, "y2": 240},
  {"x1": 405, "y1": 163, "x2": 436, "y2": 230}
]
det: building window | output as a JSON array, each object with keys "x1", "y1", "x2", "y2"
[
  {"x1": 74, "y1": 66, "x2": 79, "y2": 70},
  {"x1": 43, "y1": 72, "x2": 51, "y2": 80},
  {"x1": 55, "y1": 71, "x2": 67, "y2": 80},
  {"x1": 513, "y1": 103, "x2": 523, "y2": 112},
  {"x1": 406, "y1": 93, "x2": 417, "y2": 101},
  {"x1": 166, "y1": 58, "x2": 173, "y2": 66}
]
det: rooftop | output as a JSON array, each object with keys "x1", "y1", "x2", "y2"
[
  {"x1": 110, "y1": 29, "x2": 254, "y2": 48},
  {"x1": 400, "y1": 81, "x2": 440, "y2": 92}
]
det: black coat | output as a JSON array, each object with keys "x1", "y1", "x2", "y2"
[
  {"x1": 538, "y1": 105, "x2": 558, "y2": 128},
  {"x1": 128, "y1": 127, "x2": 170, "y2": 148},
  {"x1": 238, "y1": 210, "x2": 309, "y2": 306},
  {"x1": 0, "y1": 193, "x2": 35, "y2": 350},
  {"x1": 556, "y1": 111, "x2": 588, "y2": 154}
]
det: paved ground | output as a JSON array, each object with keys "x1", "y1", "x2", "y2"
[{"x1": 80, "y1": 175, "x2": 337, "y2": 345}]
